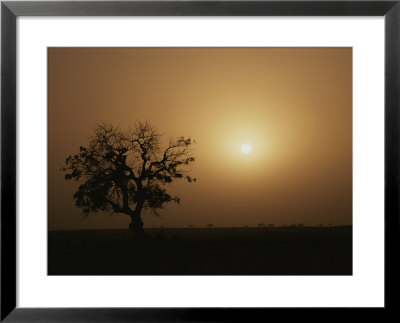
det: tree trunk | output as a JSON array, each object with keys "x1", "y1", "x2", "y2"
[
  {"x1": 129, "y1": 214, "x2": 145, "y2": 238},
  {"x1": 129, "y1": 200, "x2": 145, "y2": 238}
]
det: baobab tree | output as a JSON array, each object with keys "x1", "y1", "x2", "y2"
[{"x1": 62, "y1": 122, "x2": 196, "y2": 237}]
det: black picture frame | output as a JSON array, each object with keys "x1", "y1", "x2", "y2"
[{"x1": 1, "y1": 0, "x2": 399, "y2": 321}]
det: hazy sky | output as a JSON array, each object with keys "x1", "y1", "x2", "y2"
[{"x1": 48, "y1": 48, "x2": 352, "y2": 230}]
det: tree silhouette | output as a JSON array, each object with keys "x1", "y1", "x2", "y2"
[{"x1": 62, "y1": 122, "x2": 196, "y2": 237}]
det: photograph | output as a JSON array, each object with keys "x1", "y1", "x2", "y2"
[{"x1": 48, "y1": 47, "x2": 352, "y2": 275}]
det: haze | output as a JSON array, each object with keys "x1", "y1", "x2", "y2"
[{"x1": 48, "y1": 48, "x2": 352, "y2": 230}]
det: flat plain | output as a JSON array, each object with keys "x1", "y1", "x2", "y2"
[{"x1": 48, "y1": 226, "x2": 352, "y2": 275}]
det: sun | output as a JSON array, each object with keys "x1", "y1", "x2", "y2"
[{"x1": 241, "y1": 144, "x2": 252, "y2": 154}]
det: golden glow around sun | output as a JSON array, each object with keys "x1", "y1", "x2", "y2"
[{"x1": 241, "y1": 144, "x2": 252, "y2": 154}]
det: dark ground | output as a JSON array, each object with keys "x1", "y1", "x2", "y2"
[{"x1": 48, "y1": 226, "x2": 352, "y2": 275}]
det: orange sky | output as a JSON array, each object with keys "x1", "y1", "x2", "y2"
[{"x1": 48, "y1": 48, "x2": 352, "y2": 230}]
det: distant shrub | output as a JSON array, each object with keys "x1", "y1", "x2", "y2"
[
  {"x1": 257, "y1": 223, "x2": 265, "y2": 227},
  {"x1": 268, "y1": 224, "x2": 274, "y2": 227},
  {"x1": 298, "y1": 223, "x2": 304, "y2": 227},
  {"x1": 188, "y1": 224, "x2": 194, "y2": 228},
  {"x1": 207, "y1": 224, "x2": 214, "y2": 228}
]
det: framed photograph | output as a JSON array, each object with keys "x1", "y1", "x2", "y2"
[{"x1": 1, "y1": 0, "x2": 399, "y2": 321}]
